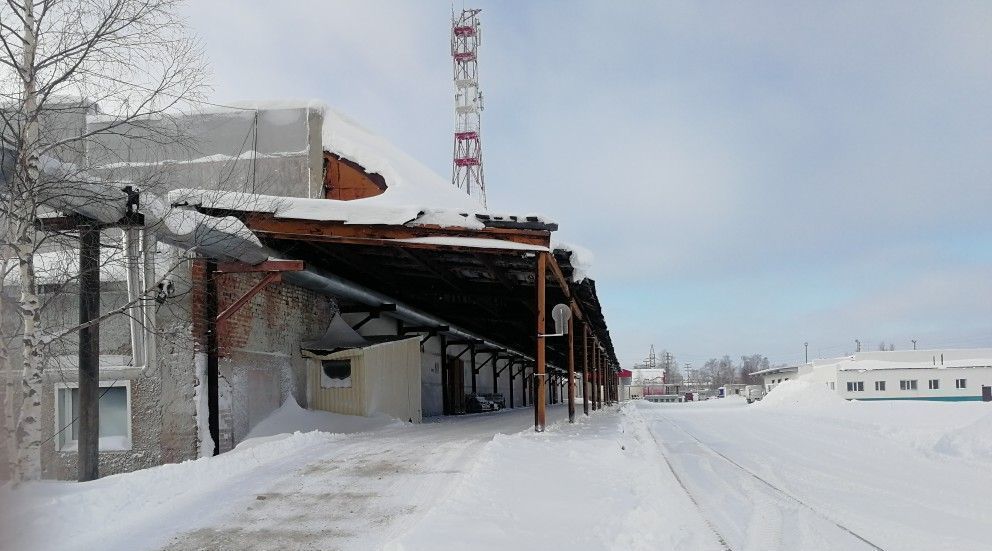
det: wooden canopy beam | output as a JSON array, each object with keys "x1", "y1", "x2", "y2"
[{"x1": 245, "y1": 214, "x2": 551, "y2": 248}]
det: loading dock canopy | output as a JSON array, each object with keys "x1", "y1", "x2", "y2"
[{"x1": 198, "y1": 209, "x2": 618, "y2": 370}]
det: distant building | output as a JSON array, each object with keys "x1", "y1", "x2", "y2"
[{"x1": 752, "y1": 348, "x2": 992, "y2": 402}]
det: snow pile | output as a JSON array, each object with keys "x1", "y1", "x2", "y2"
[
  {"x1": 755, "y1": 380, "x2": 848, "y2": 409},
  {"x1": 0, "y1": 431, "x2": 343, "y2": 551},
  {"x1": 931, "y1": 410, "x2": 992, "y2": 461},
  {"x1": 243, "y1": 397, "x2": 403, "y2": 442},
  {"x1": 753, "y1": 381, "x2": 992, "y2": 464}
]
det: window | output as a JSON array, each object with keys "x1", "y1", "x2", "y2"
[
  {"x1": 320, "y1": 359, "x2": 352, "y2": 389},
  {"x1": 875, "y1": 381, "x2": 886, "y2": 391},
  {"x1": 928, "y1": 379, "x2": 940, "y2": 390},
  {"x1": 829, "y1": 382, "x2": 836, "y2": 390},
  {"x1": 846, "y1": 381, "x2": 864, "y2": 392},
  {"x1": 955, "y1": 378, "x2": 967, "y2": 389},
  {"x1": 900, "y1": 380, "x2": 918, "y2": 391},
  {"x1": 56, "y1": 383, "x2": 131, "y2": 451}
]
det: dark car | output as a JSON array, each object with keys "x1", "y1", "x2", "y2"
[
  {"x1": 481, "y1": 393, "x2": 506, "y2": 410},
  {"x1": 465, "y1": 394, "x2": 495, "y2": 413}
]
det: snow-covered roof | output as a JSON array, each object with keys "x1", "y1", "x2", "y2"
[
  {"x1": 750, "y1": 365, "x2": 799, "y2": 377},
  {"x1": 806, "y1": 349, "x2": 992, "y2": 372},
  {"x1": 168, "y1": 189, "x2": 487, "y2": 229}
]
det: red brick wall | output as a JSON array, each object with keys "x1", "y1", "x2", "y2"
[{"x1": 190, "y1": 260, "x2": 333, "y2": 356}]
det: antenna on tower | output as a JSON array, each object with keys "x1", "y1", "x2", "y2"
[{"x1": 451, "y1": 8, "x2": 486, "y2": 207}]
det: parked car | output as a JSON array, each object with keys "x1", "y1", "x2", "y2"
[
  {"x1": 466, "y1": 394, "x2": 496, "y2": 413},
  {"x1": 744, "y1": 385, "x2": 766, "y2": 404},
  {"x1": 481, "y1": 393, "x2": 506, "y2": 410}
]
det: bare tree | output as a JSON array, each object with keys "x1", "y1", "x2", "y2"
[
  {"x1": 739, "y1": 353, "x2": 770, "y2": 383},
  {"x1": 0, "y1": 0, "x2": 205, "y2": 482}
]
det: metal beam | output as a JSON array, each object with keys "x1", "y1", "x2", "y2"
[
  {"x1": 216, "y1": 272, "x2": 281, "y2": 324},
  {"x1": 215, "y1": 259, "x2": 304, "y2": 273}
]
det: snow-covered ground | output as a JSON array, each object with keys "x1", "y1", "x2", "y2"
[{"x1": 4, "y1": 387, "x2": 991, "y2": 551}]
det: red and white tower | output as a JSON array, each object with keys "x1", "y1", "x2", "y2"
[{"x1": 451, "y1": 8, "x2": 486, "y2": 206}]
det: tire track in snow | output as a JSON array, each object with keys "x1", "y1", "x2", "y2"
[
  {"x1": 632, "y1": 408, "x2": 733, "y2": 551},
  {"x1": 657, "y1": 416, "x2": 886, "y2": 551}
]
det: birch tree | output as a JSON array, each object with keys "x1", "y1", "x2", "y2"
[{"x1": 0, "y1": 0, "x2": 205, "y2": 482}]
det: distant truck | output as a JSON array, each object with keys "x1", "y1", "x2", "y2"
[
  {"x1": 744, "y1": 385, "x2": 766, "y2": 404},
  {"x1": 717, "y1": 384, "x2": 747, "y2": 398}
]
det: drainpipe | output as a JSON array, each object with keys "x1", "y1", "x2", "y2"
[
  {"x1": 123, "y1": 228, "x2": 146, "y2": 369},
  {"x1": 141, "y1": 229, "x2": 158, "y2": 374}
]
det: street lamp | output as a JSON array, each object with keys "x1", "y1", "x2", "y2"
[{"x1": 804, "y1": 342, "x2": 808, "y2": 364}]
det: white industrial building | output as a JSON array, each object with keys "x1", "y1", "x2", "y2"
[{"x1": 754, "y1": 348, "x2": 992, "y2": 402}]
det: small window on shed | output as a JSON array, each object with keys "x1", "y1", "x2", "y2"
[{"x1": 320, "y1": 359, "x2": 353, "y2": 389}]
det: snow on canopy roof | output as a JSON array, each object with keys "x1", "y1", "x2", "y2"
[
  {"x1": 168, "y1": 189, "x2": 487, "y2": 229},
  {"x1": 320, "y1": 107, "x2": 484, "y2": 212},
  {"x1": 223, "y1": 100, "x2": 488, "y2": 212}
]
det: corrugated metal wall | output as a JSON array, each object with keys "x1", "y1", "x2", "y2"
[
  {"x1": 307, "y1": 338, "x2": 422, "y2": 421},
  {"x1": 308, "y1": 349, "x2": 365, "y2": 416}
]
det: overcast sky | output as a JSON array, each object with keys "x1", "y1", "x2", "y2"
[{"x1": 182, "y1": 1, "x2": 992, "y2": 369}]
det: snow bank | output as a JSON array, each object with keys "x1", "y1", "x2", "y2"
[
  {"x1": 243, "y1": 397, "x2": 403, "y2": 442},
  {"x1": 755, "y1": 380, "x2": 849, "y2": 409},
  {"x1": 0, "y1": 431, "x2": 342, "y2": 551},
  {"x1": 752, "y1": 381, "x2": 992, "y2": 464},
  {"x1": 931, "y1": 410, "x2": 992, "y2": 461}
]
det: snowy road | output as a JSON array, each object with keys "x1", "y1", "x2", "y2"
[
  {"x1": 639, "y1": 397, "x2": 992, "y2": 551},
  {"x1": 163, "y1": 405, "x2": 580, "y2": 551}
]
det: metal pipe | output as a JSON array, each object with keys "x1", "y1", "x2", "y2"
[
  {"x1": 123, "y1": 228, "x2": 145, "y2": 368},
  {"x1": 141, "y1": 230, "x2": 158, "y2": 375},
  {"x1": 281, "y1": 264, "x2": 534, "y2": 363}
]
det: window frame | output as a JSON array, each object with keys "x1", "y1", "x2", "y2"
[
  {"x1": 928, "y1": 379, "x2": 940, "y2": 390},
  {"x1": 900, "y1": 379, "x2": 918, "y2": 391},
  {"x1": 320, "y1": 358, "x2": 354, "y2": 389},
  {"x1": 53, "y1": 380, "x2": 133, "y2": 452},
  {"x1": 875, "y1": 381, "x2": 886, "y2": 391},
  {"x1": 955, "y1": 378, "x2": 967, "y2": 389}
]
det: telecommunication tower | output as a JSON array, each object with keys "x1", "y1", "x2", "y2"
[{"x1": 451, "y1": 8, "x2": 486, "y2": 206}]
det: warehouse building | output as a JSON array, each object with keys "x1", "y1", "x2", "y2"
[{"x1": 1, "y1": 100, "x2": 620, "y2": 480}]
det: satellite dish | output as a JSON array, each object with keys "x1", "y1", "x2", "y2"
[{"x1": 552, "y1": 303, "x2": 571, "y2": 335}]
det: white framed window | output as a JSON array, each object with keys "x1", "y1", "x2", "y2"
[
  {"x1": 829, "y1": 382, "x2": 835, "y2": 390},
  {"x1": 55, "y1": 381, "x2": 132, "y2": 452},
  {"x1": 846, "y1": 381, "x2": 864, "y2": 392},
  {"x1": 928, "y1": 379, "x2": 940, "y2": 390},
  {"x1": 900, "y1": 380, "x2": 918, "y2": 391},
  {"x1": 875, "y1": 381, "x2": 886, "y2": 391},
  {"x1": 955, "y1": 378, "x2": 967, "y2": 389}
]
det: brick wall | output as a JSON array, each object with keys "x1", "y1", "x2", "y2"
[{"x1": 190, "y1": 260, "x2": 335, "y2": 449}]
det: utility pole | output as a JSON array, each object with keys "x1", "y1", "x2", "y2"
[
  {"x1": 855, "y1": 339, "x2": 861, "y2": 353},
  {"x1": 912, "y1": 339, "x2": 917, "y2": 350},
  {"x1": 78, "y1": 223, "x2": 101, "y2": 481},
  {"x1": 804, "y1": 342, "x2": 808, "y2": 364}
]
